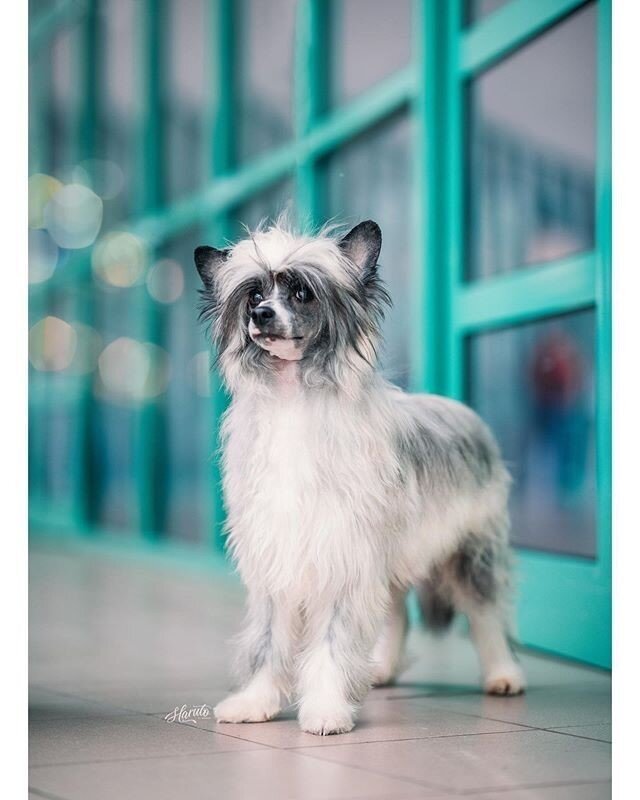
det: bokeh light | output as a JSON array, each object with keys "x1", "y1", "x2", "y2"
[
  {"x1": 71, "y1": 158, "x2": 125, "y2": 200},
  {"x1": 188, "y1": 351, "x2": 213, "y2": 397},
  {"x1": 29, "y1": 229, "x2": 59, "y2": 284},
  {"x1": 97, "y1": 338, "x2": 171, "y2": 404},
  {"x1": 92, "y1": 231, "x2": 147, "y2": 287},
  {"x1": 28, "y1": 173, "x2": 63, "y2": 229},
  {"x1": 43, "y1": 183, "x2": 103, "y2": 249},
  {"x1": 29, "y1": 316, "x2": 78, "y2": 372},
  {"x1": 146, "y1": 258, "x2": 185, "y2": 304},
  {"x1": 67, "y1": 323, "x2": 103, "y2": 375}
]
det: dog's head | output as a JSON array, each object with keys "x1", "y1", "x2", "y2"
[{"x1": 195, "y1": 220, "x2": 390, "y2": 392}]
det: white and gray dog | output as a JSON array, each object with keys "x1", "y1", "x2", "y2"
[{"x1": 195, "y1": 219, "x2": 525, "y2": 736}]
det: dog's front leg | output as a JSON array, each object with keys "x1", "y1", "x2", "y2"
[
  {"x1": 297, "y1": 590, "x2": 384, "y2": 736},
  {"x1": 214, "y1": 590, "x2": 296, "y2": 724}
]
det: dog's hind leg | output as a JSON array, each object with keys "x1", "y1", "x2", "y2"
[
  {"x1": 371, "y1": 584, "x2": 408, "y2": 686},
  {"x1": 449, "y1": 523, "x2": 526, "y2": 696},
  {"x1": 214, "y1": 590, "x2": 297, "y2": 724}
]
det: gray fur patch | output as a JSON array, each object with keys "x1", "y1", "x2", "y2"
[
  {"x1": 416, "y1": 579, "x2": 455, "y2": 632},
  {"x1": 453, "y1": 536, "x2": 497, "y2": 603},
  {"x1": 247, "y1": 597, "x2": 273, "y2": 675}
]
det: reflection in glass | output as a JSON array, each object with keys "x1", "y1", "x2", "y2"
[
  {"x1": 322, "y1": 115, "x2": 414, "y2": 388},
  {"x1": 236, "y1": 0, "x2": 296, "y2": 162},
  {"x1": 467, "y1": 3, "x2": 596, "y2": 279},
  {"x1": 329, "y1": 0, "x2": 412, "y2": 107},
  {"x1": 468, "y1": 309, "x2": 596, "y2": 558}
]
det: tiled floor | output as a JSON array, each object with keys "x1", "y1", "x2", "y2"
[{"x1": 29, "y1": 538, "x2": 611, "y2": 800}]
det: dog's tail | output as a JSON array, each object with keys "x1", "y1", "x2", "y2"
[{"x1": 415, "y1": 579, "x2": 455, "y2": 633}]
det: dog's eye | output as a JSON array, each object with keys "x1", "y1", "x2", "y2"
[
  {"x1": 248, "y1": 291, "x2": 263, "y2": 307},
  {"x1": 294, "y1": 286, "x2": 313, "y2": 303}
]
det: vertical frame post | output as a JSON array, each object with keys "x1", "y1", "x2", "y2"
[
  {"x1": 207, "y1": 0, "x2": 236, "y2": 552},
  {"x1": 294, "y1": 0, "x2": 328, "y2": 227},
  {"x1": 594, "y1": 0, "x2": 612, "y2": 640},
  {"x1": 136, "y1": 0, "x2": 168, "y2": 539},
  {"x1": 74, "y1": 0, "x2": 100, "y2": 529},
  {"x1": 444, "y1": 0, "x2": 464, "y2": 400},
  {"x1": 413, "y1": 0, "x2": 447, "y2": 395}
]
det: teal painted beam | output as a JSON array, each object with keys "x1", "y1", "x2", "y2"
[
  {"x1": 444, "y1": 0, "x2": 464, "y2": 399},
  {"x1": 211, "y1": 0, "x2": 236, "y2": 177},
  {"x1": 71, "y1": 0, "x2": 100, "y2": 530},
  {"x1": 412, "y1": 0, "x2": 446, "y2": 395},
  {"x1": 205, "y1": 0, "x2": 237, "y2": 554},
  {"x1": 136, "y1": 0, "x2": 169, "y2": 541},
  {"x1": 294, "y1": 0, "x2": 329, "y2": 226},
  {"x1": 454, "y1": 253, "x2": 598, "y2": 333},
  {"x1": 594, "y1": 0, "x2": 612, "y2": 588},
  {"x1": 460, "y1": 0, "x2": 589, "y2": 76}
]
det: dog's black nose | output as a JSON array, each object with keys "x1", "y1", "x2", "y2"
[{"x1": 251, "y1": 305, "x2": 275, "y2": 326}]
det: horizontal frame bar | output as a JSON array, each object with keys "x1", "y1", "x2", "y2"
[
  {"x1": 515, "y1": 548, "x2": 611, "y2": 667},
  {"x1": 460, "y1": 0, "x2": 589, "y2": 76},
  {"x1": 454, "y1": 251, "x2": 597, "y2": 332}
]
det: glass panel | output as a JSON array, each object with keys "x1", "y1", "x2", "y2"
[
  {"x1": 229, "y1": 178, "x2": 296, "y2": 241},
  {"x1": 29, "y1": 44, "x2": 51, "y2": 173},
  {"x1": 236, "y1": 0, "x2": 296, "y2": 163},
  {"x1": 468, "y1": 309, "x2": 597, "y2": 558},
  {"x1": 156, "y1": 227, "x2": 214, "y2": 544},
  {"x1": 28, "y1": 289, "x2": 83, "y2": 517},
  {"x1": 330, "y1": 0, "x2": 412, "y2": 107},
  {"x1": 92, "y1": 282, "x2": 148, "y2": 532},
  {"x1": 50, "y1": 23, "x2": 81, "y2": 174},
  {"x1": 99, "y1": 0, "x2": 138, "y2": 225},
  {"x1": 166, "y1": 0, "x2": 209, "y2": 200},
  {"x1": 466, "y1": 3, "x2": 596, "y2": 280},
  {"x1": 322, "y1": 114, "x2": 414, "y2": 389},
  {"x1": 465, "y1": 0, "x2": 511, "y2": 25}
]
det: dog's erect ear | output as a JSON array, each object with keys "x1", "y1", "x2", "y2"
[
  {"x1": 338, "y1": 220, "x2": 382, "y2": 278},
  {"x1": 194, "y1": 245, "x2": 229, "y2": 289}
]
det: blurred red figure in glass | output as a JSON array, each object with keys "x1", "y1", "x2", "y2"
[{"x1": 529, "y1": 329, "x2": 589, "y2": 503}]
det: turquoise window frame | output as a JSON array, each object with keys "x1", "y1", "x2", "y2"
[
  {"x1": 29, "y1": 0, "x2": 611, "y2": 667},
  {"x1": 444, "y1": 0, "x2": 612, "y2": 668}
]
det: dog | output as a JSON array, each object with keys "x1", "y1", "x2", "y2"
[{"x1": 194, "y1": 218, "x2": 525, "y2": 736}]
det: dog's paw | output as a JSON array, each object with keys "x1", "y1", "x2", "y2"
[
  {"x1": 484, "y1": 664, "x2": 526, "y2": 696},
  {"x1": 214, "y1": 692, "x2": 280, "y2": 724},
  {"x1": 299, "y1": 711, "x2": 355, "y2": 736}
]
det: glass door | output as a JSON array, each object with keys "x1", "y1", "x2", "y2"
[{"x1": 444, "y1": 0, "x2": 611, "y2": 667}]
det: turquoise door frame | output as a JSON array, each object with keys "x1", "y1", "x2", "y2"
[
  {"x1": 442, "y1": 0, "x2": 611, "y2": 668},
  {"x1": 29, "y1": 0, "x2": 611, "y2": 666}
]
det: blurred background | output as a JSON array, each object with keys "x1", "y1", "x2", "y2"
[{"x1": 28, "y1": 0, "x2": 611, "y2": 667}]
